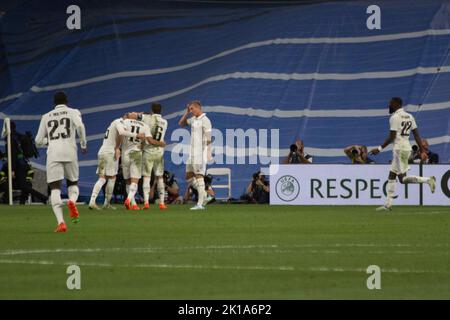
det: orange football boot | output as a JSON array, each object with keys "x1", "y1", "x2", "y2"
[
  {"x1": 142, "y1": 202, "x2": 150, "y2": 210},
  {"x1": 159, "y1": 203, "x2": 168, "y2": 210},
  {"x1": 54, "y1": 222, "x2": 67, "y2": 233},
  {"x1": 67, "y1": 200, "x2": 80, "y2": 223},
  {"x1": 124, "y1": 198, "x2": 132, "y2": 210},
  {"x1": 131, "y1": 204, "x2": 140, "y2": 211}
]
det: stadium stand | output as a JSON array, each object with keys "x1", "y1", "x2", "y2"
[{"x1": 0, "y1": 0, "x2": 449, "y2": 198}]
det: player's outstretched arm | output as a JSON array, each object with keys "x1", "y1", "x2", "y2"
[
  {"x1": 146, "y1": 136, "x2": 166, "y2": 147},
  {"x1": 370, "y1": 131, "x2": 396, "y2": 155}
]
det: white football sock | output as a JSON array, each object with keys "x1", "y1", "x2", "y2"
[
  {"x1": 196, "y1": 177, "x2": 205, "y2": 206},
  {"x1": 385, "y1": 179, "x2": 396, "y2": 207},
  {"x1": 50, "y1": 189, "x2": 64, "y2": 224},
  {"x1": 104, "y1": 178, "x2": 116, "y2": 206},
  {"x1": 403, "y1": 176, "x2": 429, "y2": 184},
  {"x1": 90, "y1": 177, "x2": 106, "y2": 205},
  {"x1": 68, "y1": 185, "x2": 79, "y2": 203},
  {"x1": 143, "y1": 177, "x2": 151, "y2": 203},
  {"x1": 127, "y1": 182, "x2": 138, "y2": 201},
  {"x1": 126, "y1": 184, "x2": 136, "y2": 205},
  {"x1": 157, "y1": 177, "x2": 165, "y2": 205}
]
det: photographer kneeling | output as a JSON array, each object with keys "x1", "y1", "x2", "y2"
[{"x1": 246, "y1": 171, "x2": 269, "y2": 204}]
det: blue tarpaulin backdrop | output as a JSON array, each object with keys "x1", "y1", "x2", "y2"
[{"x1": 1, "y1": 0, "x2": 449, "y2": 197}]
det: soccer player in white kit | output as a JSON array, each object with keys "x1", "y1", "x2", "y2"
[
  {"x1": 88, "y1": 112, "x2": 145, "y2": 210},
  {"x1": 121, "y1": 117, "x2": 165, "y2": 210},
  {"x1": 178, "y1": 100, "x2": 212, "y2": 210},
  {"x1": 35, "y1": 92, "x2": 87, "y2": 232},
  {"x1": 140, "y1": 103, "x2": 168, "y2": 210},
  {"x1": 370, "y1": 97, "x2": 436, "y2": 211}
]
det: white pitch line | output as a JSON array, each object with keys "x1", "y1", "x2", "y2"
[
  {"x1": 1, "y1": 243, "x2": 450, "y2": 257},
  {"x1": 0, "y1": 259, "x2": 447, "y2": 274}
]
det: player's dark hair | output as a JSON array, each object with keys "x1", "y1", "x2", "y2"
[
  {"x1": 290, "y1": 144, "x2": 298, "y2": 152},
  {"x1": 391, "y1": 97, "x2": 403, "y2": 107},
  {"x1": 53, "y1": 91, "x2": 68, "y2": 105},
  {"x1": 151, "y1": 102, "x2": 162, "y2": 114}
]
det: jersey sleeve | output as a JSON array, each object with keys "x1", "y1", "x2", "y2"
[
  {"x1": 389, "y1": 115, "x2": 399, "y2": 131},
  {"x1": 72, "y1": 109, "x2": 87, "y2": 149},
  {"x1": 35, "y1": 116, "x2": 48, "y2": 147},
  {"x1": 202, "y1": 117, "x2": 212, "y2": 133}
]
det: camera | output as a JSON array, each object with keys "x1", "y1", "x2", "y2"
[
  {"x1": 252, "y1": 172, "x2": 260, "y2": 181},
  {"x1": 412, "y1": 145, "x2": 419, "y2": 152},
  {"x1": 289, "y1": 144, "x2": 298, "y2": 154},
  {"x1": 351, "y1": 148, "x2": 359, "y2": 156},
  {"x1": 204, "y1": 174, "x2": 213, "y2": 185},
  {"x1": 163, "y1": 170, "x2": 174, "y2": 185}
]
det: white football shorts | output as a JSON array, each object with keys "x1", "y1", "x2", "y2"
[
  {"x1": 390, "y1": 149, "x2": 411, "y2": 175},
  {"x1": 46, "y1": 161, "x2": 79, "y2": 183}
]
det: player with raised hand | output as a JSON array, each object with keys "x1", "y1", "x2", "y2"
[
  {"x1": 370, "y1": 97, "x2": 436, "y2": 211},
  {"x1": 121, "y1": 115, "x2": 165, "y2": 210},
  {"x1": 140, "y1": 103, "x2": 168, "y2": 210},
  {"x1": 35, "y1": 92, "x2": 87, "y2": 232},
  {"x1": 178, "y1": 100, "x2": 213, "y2": 210},
  {"x1": 89, "y1": 112, "x2": 145, "y2": 210}
]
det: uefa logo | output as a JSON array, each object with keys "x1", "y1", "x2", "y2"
[{"x1": 276, "y1": 175, "x2": 300, "y2": 202}]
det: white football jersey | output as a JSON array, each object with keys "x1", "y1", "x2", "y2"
[
  {"x1": 35, "y1": 104, "x2": 86, "y2": 162},
  {"x1": 98, "y1": 118, "x2": 137, "y2": 155},
  {"x1": 187, "y1": 113, "x2": 212, "y2": 160},
  {"x1": 141, "y1": 114, "x2": 168, "y2": 155},
  {"x1": 120, "y1": 119, "x2": 151, "y2": 154},
  {"x1": 389, "y1": 108, "x2": 417, "y2": 151}
]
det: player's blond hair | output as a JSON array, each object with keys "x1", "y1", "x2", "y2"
[{"x1": 189, "y1": 100, "x2": 202, "y2": 108}]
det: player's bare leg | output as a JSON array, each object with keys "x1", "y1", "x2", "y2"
[
  {"x1": 67, "y1": 180, "x2": 80, "y2": 222},
  {"x1": 187, "y1": 172, "x2": 206, "y2": 210},
  {"x1": 125, "y1": 178, "x2": 139, "y2": 210},
  {"x1": 89, "y1": 174, "x2": 106, "y2": 210},
  {"x1": 103, "y1": 176, "x2": 117, "y2": 209},
  {"x1": 156, "y1": 176, "x2": 167, "y2": 210},
  {"x1": 50, "y1": 180, "x2": 67, "y2": 232}
]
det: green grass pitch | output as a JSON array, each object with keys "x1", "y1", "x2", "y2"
[{"x1": 0, "y1": 204, "x2": 449, "y2": 299}]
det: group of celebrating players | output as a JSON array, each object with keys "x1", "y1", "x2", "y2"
[
  {"x1": 36, "y1": 92, "x2": 212, "y2": 232},
  {"x1": 35, "y1": 92, "x2": 437, "y2": 233}
]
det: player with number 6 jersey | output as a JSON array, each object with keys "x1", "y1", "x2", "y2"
[
  {"x1": 140, "y1": 103, "x2": 168, "y2": 210},
  {"x1": 35, "y1": 92, "x2": 87, "y2": 232},
  {"x1": 121, "y1": 117, "x2": 166, "y2": 210}
]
